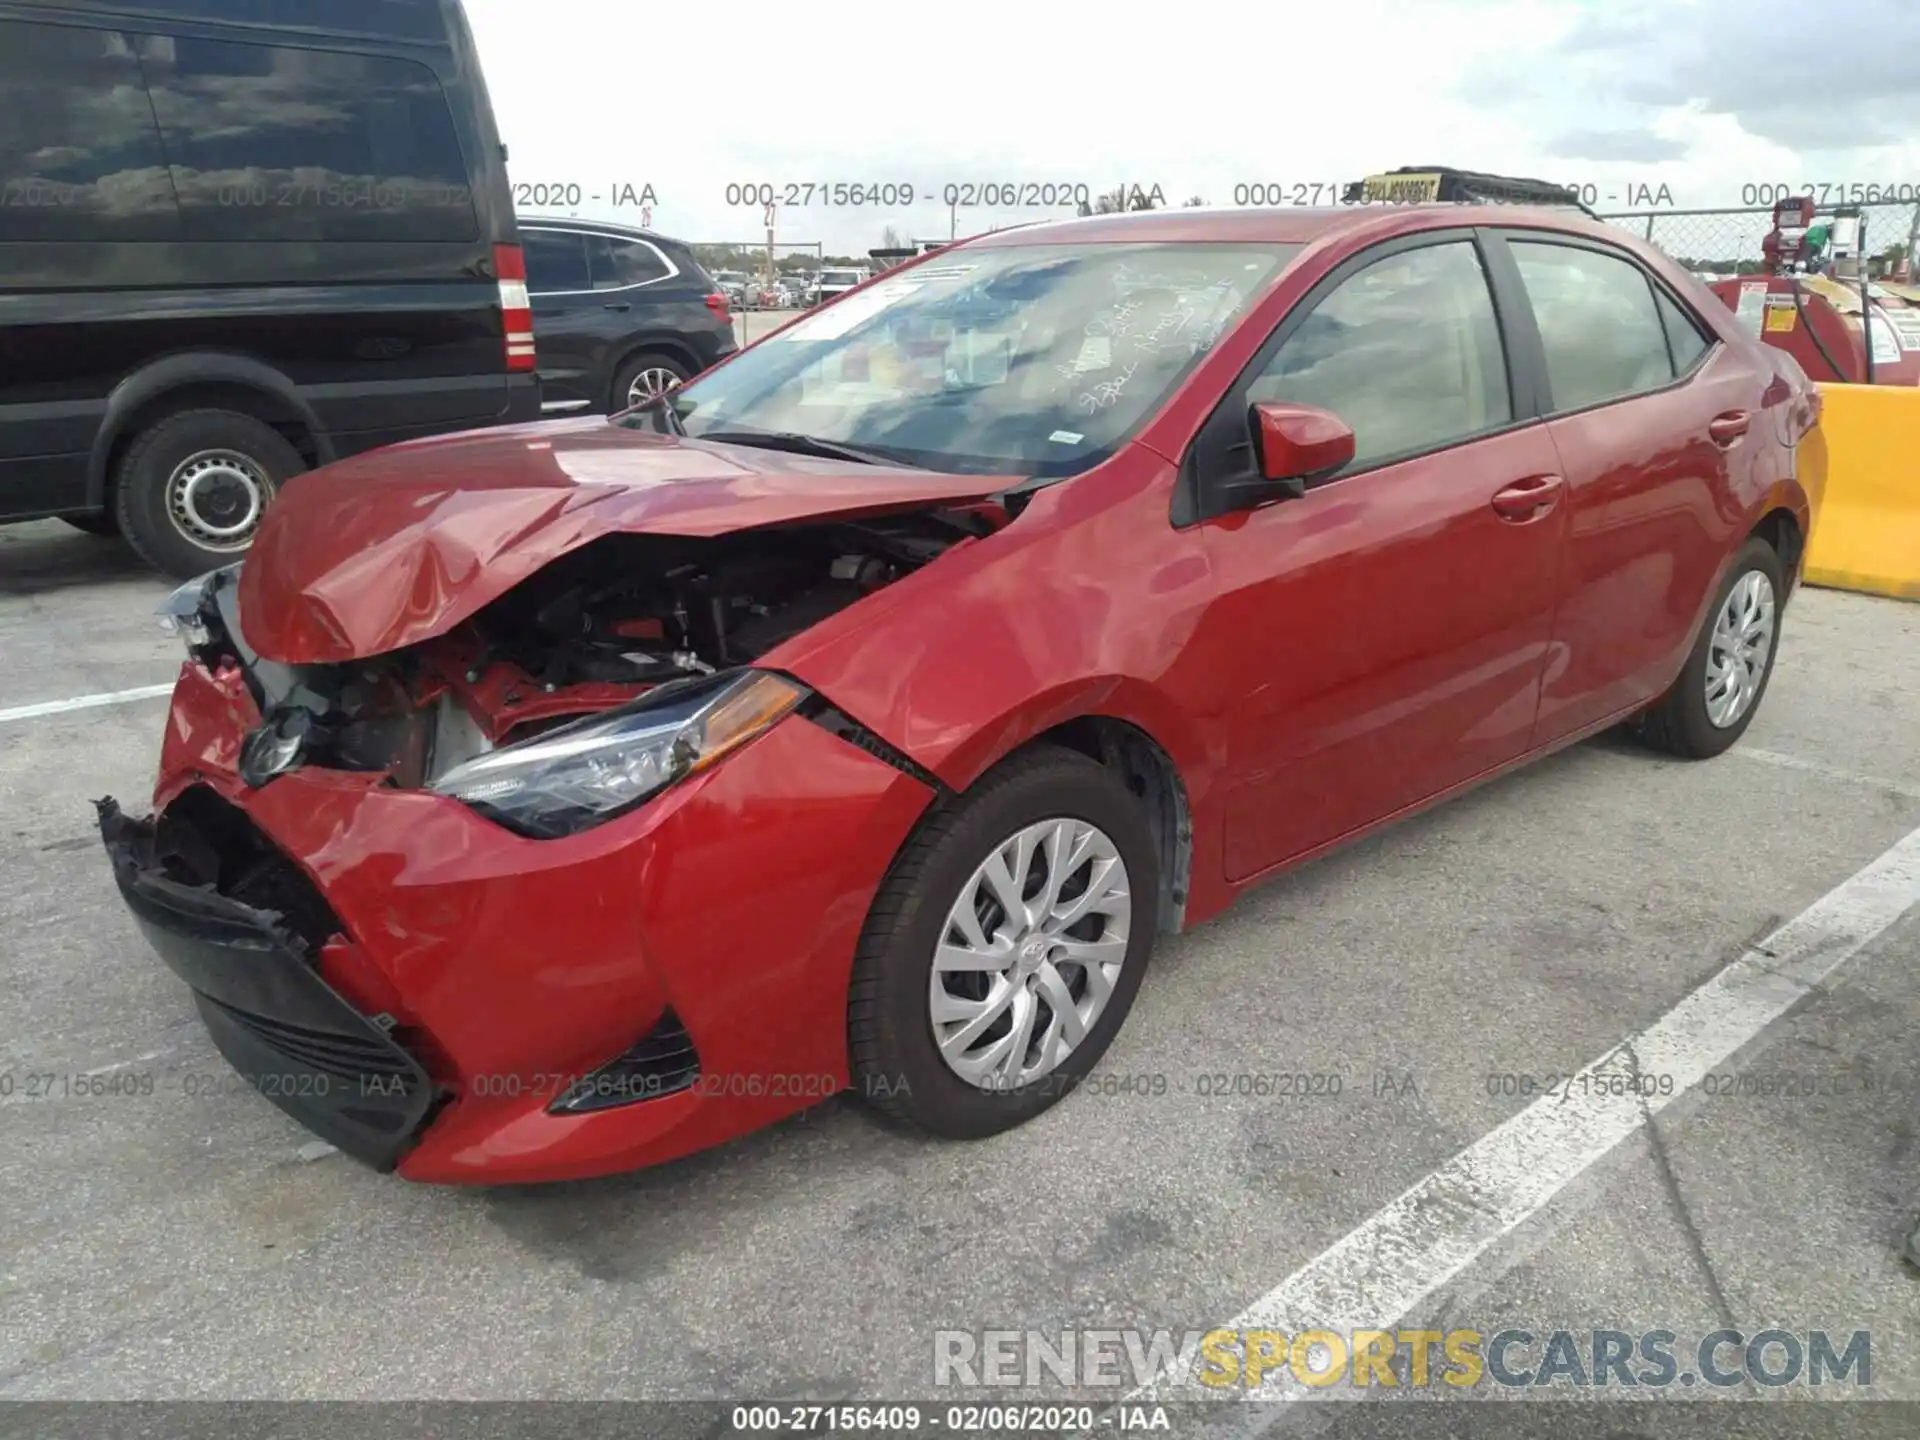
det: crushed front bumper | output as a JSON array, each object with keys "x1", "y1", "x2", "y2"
[
  {"x1": 99, "y1": 800, "x2": 434, "y2": 1170},
  {"x1": 100, "y1": 659, "x2": 935, "y2": 1183}
]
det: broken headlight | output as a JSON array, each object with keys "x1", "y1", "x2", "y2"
[
  {"x1": 156, "y1": 564, "x2": 240, "y2": 654},
  {"x1": 429, "y1": 670, "x2": 807, "y2": 838}
]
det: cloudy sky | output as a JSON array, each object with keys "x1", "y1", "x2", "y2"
[{"x1": 465, "y1": 0, "x2": 1920, "y2": 255}]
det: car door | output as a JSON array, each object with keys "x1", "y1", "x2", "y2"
[
  {"x1": 1188, "y1": 233, "x2": 1570, "y2": 883},
  {"x1": 522, "y1": 227, "x2": 600, "y2": 414},
  {"x1": 1491, "y1": 233, "x2": 1760, "y2": 744}
]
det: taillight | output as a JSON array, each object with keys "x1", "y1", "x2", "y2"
[
  {"x1": 706, "y1": 291, "x2": 731, "y2": 321},
  {"x1": 495, "y1": 242, "x2": 536, "y2": 372}
]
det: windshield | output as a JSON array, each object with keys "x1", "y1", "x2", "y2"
[
  {"x1": 819, "y1": 270, "x2": 863, "y2": 286},
  {"x1": 651, "y1": 242, "x2": 1297, "y2": 477}
]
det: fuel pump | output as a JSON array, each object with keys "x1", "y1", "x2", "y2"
[{"x1": 1707, "y1": 196, "x2": 1920, "y2": 385}]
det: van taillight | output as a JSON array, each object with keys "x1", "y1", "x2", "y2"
[
  {"x1": 495, "y1": 242, "x2": 536, "y2": 372},
  {"x1": 705, "y1": 291, "x2": 730, "y2": 320}
]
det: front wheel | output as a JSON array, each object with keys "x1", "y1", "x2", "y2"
[
  {"x1": 849, "y1": 746, "x2": 1160, "y2": 1139},
  {"x1": 1635, "y1": 536, "x2": 1784, "y2": 758}
]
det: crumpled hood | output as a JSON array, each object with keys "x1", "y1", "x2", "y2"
[{"x1": 235, "y1": 418, "x2": 1011, "y2": 664}]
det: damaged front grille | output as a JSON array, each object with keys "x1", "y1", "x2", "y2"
[{"x1": 204, "y1": 1001, "x2": 417, "y2": 1084}]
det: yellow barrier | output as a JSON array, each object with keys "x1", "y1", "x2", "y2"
[{"x1": 1802, "y1": 383, "x2": 1920, "y2": 601}]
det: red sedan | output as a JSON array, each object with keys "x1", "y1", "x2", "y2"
[{"x1": 100, "y1": 204, "x2": 1821, "y2": 1183}]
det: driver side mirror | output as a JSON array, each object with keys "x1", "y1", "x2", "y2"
[
  {"x1": 1199, "y1": 402, "x2": 1357, "y2": 517},
  {"x1": 1251, "y1": 402, "x2": 1355, "y2": 492}
]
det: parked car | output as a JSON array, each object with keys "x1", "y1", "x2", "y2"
[
  {"x1": 812, "y1": 266, "x2": 869, "y2": 305},
  {"x1": 520, "y1": 219, "x2": 735, "y2": 415},
  {"x1": 102, "y1": 203, "x2": 1819, "y2": 1183},
  {"x1": 0, "y1": 0, "x2": 537, "y2": 577}
]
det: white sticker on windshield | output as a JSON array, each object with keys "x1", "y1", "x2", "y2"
[
  {"x1": 1048, "y1": 430, "x2": 1084, "y2": 444},
  {"x1": 768, "y1": 280, "x2": 924, "y2": 341}
]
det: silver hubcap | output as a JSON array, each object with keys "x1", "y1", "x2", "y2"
[
  {"x1": 627, "y1": 368, "x2": 681, "y2": 407},
  {"x1": 166, "y1": 450, "x2": 273, "y2": 550},
  {"x1": 930, "y1": 817, "x2": 1132, "y2": 1092},
  {"x1": 1705, "y1": 570, "x2": 1775, "y2": 728}
]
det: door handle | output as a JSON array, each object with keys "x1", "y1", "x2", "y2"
[
  {"x1": 603, "y1": 301, "x2": 631, "y2": 312},
  {"x1": 1708, "y1": 411, "x2": 1750, "y2": 446},
  {"x1": 1490, "y1": 473, "x2": 1564, "y2": 522}
]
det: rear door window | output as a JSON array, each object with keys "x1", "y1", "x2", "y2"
[
  {"x1": 1655, "y1": 287, "x2": 1711, "y2": 374},
  {"x1": 1248, "y1": 240, "x2": 1512, "y2": 468},
  {"x1": 523, "y1": 230, "x2": 591, "y2": 293},
  {"x1": 1510, "y1": 241, "x2": 1678, "y2": 411},
  {"x1": 0, "y1": 18, "x2": 180, "y2": 240},
  {"x1": 138, "y1": 32, "x2": 477, "y2": 241}
]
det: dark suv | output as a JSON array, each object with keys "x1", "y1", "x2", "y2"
[
  {"x1": 519, "y1": 219, "x2": 738, "y2": 416},
  {"x1": 0, "y1": 0, "x2": 539, "y2": 577}
]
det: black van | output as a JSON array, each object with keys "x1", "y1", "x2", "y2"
[{"x1": 0, "y1": 0, "x2": 539, "y2": 577}]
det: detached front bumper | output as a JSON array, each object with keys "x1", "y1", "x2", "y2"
[
  {"x1": 103, "y1": 661, "x2": 934, "y2": 1183},
  {"x1": 100, "y1": 801, "x2": 433, "y2": 1170}
]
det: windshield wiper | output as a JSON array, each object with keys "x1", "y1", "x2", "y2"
[{"x1": 698, "y1": 430, "x2": 920, "y2": 468}]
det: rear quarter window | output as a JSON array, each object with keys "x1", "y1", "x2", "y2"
[{"x1": 138, "y1": 32, "x2": 478, "y2": 241}]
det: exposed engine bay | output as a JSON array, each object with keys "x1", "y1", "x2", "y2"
[{"x1": 182, "y1": 510, "x2": 993, "y2": 791}]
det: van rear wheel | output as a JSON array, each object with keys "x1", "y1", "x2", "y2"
[{"x1": 114, "y1": 410, "x2": 306, "y2": 578}]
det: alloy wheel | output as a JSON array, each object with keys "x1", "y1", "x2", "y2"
[
  {"x1": 928, "y1": 817, "x2": 1132, "y2": 1092},
  {"x1": 626, "y1": 368, "x2": 682, "y2": 407}
]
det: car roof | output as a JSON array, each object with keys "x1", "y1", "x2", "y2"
[{"x1": 958, "y1": 204, "x2": 1631, "y2": 250}]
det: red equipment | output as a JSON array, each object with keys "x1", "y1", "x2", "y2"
[{"x1": 1707, "y1": 197, "x2": 1920, "y2": 385}]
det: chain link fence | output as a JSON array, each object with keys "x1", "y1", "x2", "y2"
[{"x1": 1596, "y1": 201, "x2": 1920, "y2": 277}]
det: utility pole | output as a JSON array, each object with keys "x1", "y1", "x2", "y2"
[{"x1": 764, "y1": 201, "x2": 776, "y2": 288}]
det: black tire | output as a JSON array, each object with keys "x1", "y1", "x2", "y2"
[
  {"x1": 60, "y1": 512, "x2": 118, "y2": 537},
  {"x1": 113, "y1": 409, "x2": 306, "y2": 579},
  {"x1": 849, "y1": 745, "x2": 1160, "y2": 1140},
  {"x1": 1636, "y1": 536, "x2": 1785, "y2": 759},
  {"x1": 611, "y1": 352, "x2": 690, "y2": 413}
]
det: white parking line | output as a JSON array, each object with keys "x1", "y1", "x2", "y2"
[
  {"x1": 1733, "y1": 745, "x2": 1920, "y2": 800},
  {"x1": 1126, "y1": 822, "x2": 1920, "y2": 1421},
  {"x1": 0, "y1": 682, "x2": 174, "y2": 725}
]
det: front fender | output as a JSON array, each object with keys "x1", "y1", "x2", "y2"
[{"x1": 770, "y1": 451, "x2": 1221, "y2": 798}]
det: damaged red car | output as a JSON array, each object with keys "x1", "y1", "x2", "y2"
[{"x1": 100, "y1": 200, "x2": 1819, "y2": 1183}]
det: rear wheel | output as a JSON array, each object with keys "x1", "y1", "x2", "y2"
[
  {"x1": 1636, "y1": 536, "x2": 1783, "y2": 758},
  {"x1": 611, "y1": 352, "x2": 689, "y2": 413},
  {"x1": 849, "y1": 746, "x2": 1159, "y2": 1139},
  {"x1": 113, "y1": 409, "x2": 305, "y2": 578}
]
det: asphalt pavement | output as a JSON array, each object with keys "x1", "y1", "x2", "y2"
[{"x1": 2, "y1": 514, "x2": 1916, "y2": 1435}]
